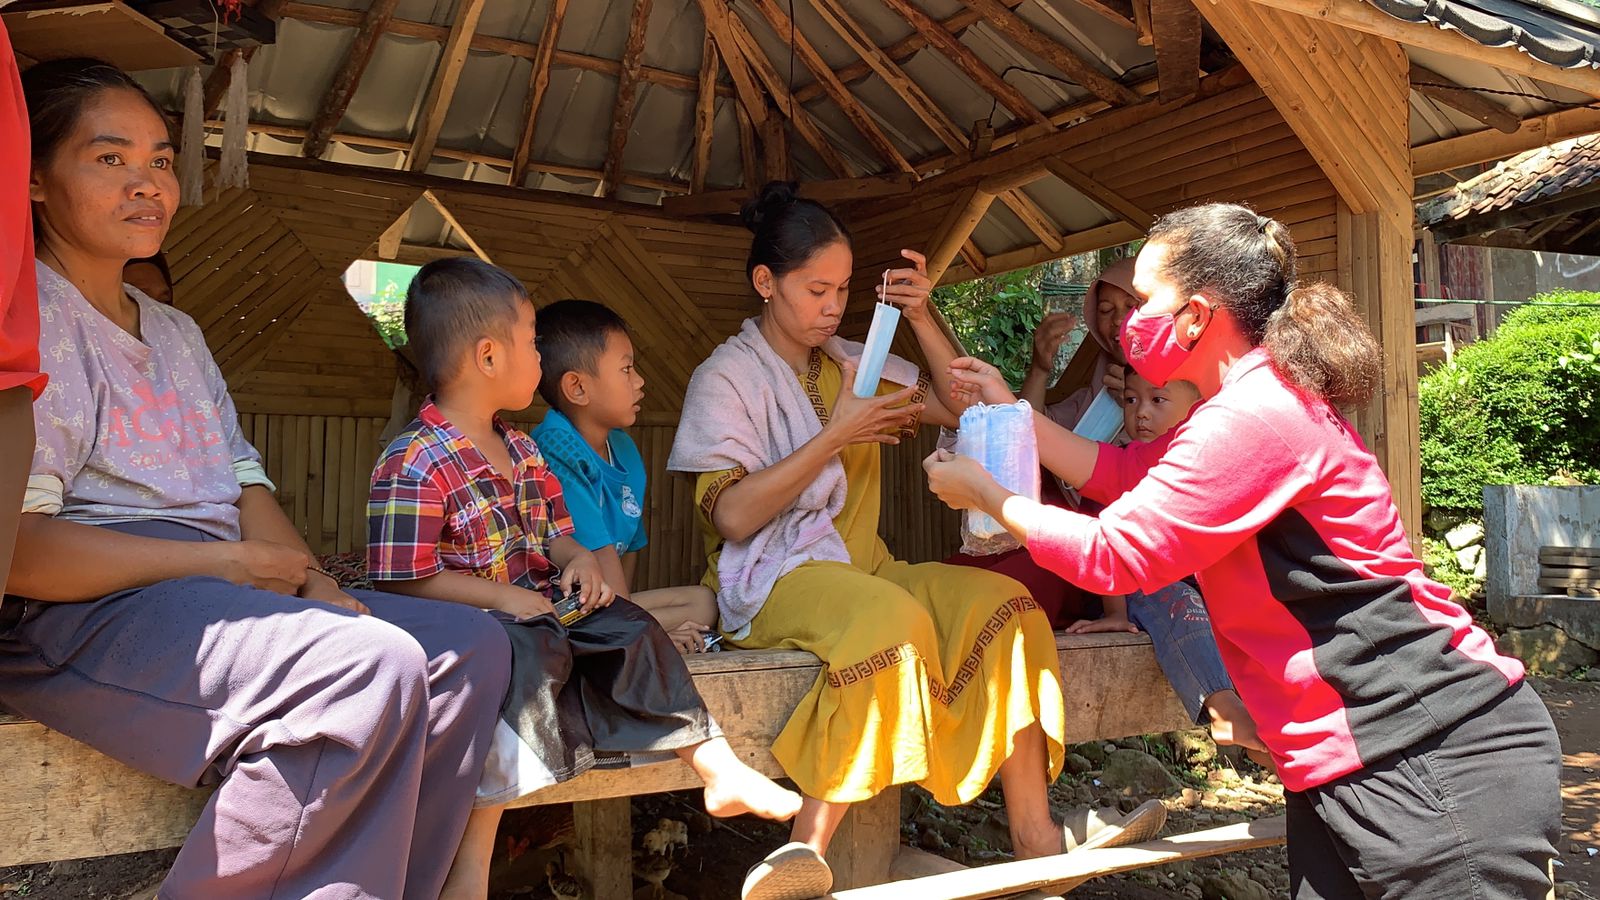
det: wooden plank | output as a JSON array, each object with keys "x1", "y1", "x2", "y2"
[
  {"x1": 302, "y1": 0, "x2": 402, "y2": 159},
  {"x1": 1409, "y1": 63, "x2": 1520, "y2": 135},
  {"x1": 408, "y1": 0, "x2": 487, "y2": 172},
  {"x1": 1151, "y1": 0, "x2": 1203, "y2": 101},
  {"x1": 1040, "y1": 158, "x2": 1154, "y2": 229},
  {"x1": 375, "y1": 207, "x2": 410, "y2": 260},
  {"x1": 1412, "y1": 106, "x2": 1600, "y2": 177},
  {"x1": 1242, "y1": 0, "x2": 1600, "y2": 99},
  {"x1": 760, "y1": 113, "x2": 790, "y2": 183},
  {"x1": 828, "y1": 788, "x2": 903, "y2": 891},
  {"x1": 846, "y1": 818, "x2": 1288, "y2": 900},
  {"x1": 878, "y1": 0, "x2": 1050, "y2": 126},
  {"x1": 602, "y1": 0, "x2": 654, "y2": 198},
  {"x1": 421, "y1": 190, "x2": 492, "y2": 262},
  {"x1": 924, "y1": 187, "x2": 996, "y2": 287},
  {"x1": 749, "y1": 0, "x2": 915, "y2": 174},
  {"x1": 728, "y1": 13, "x2": 853, "y2": 178},
  {"x1": 572, "y1": 798, "x2": 632, "y2": 900},
  {"x1": 694, "y1": 0, "x2": 771, "y2": 128},
  {"x1": 511, "y1": 0, "x2": 569, "y2": 187},
  {"x1": 999, "y1": 190, "x2": 1064, "y2": 252},
  {"x1": 965, "y1": 0, "x2": 1139, "y2": 106},
  {"x1": 690, "y1": 28, "x2": 719, "y2": 194}
]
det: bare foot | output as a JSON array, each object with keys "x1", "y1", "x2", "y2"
[
  {"x1": 1011, "y1": 823, "x2": 1064, "y2": 860},
  {"x1": 702, "y1": 760, "x2": 802, "y2": 821}
]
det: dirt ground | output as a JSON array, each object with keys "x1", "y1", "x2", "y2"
[{"x1": 3, "y1": 677, "x2": 1597, "y2": 900}]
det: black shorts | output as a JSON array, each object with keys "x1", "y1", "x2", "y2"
[{"x1": 1287, "y1": 681, "x2": 1561, "y2": 899}]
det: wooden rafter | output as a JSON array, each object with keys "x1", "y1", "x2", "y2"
[
  {"x1": 727, "y1": 13, "x2": 852, "y2": 177},
  {"x1": 690, "y1": 30, "x2": 719, "y2": 193},
  {"x1": 807, "y1": 0, "x2": 968, "y2": 150},
  {"x1": 420, "y1": 190, "x2": 490, "y2": 262},
  {"x1": 282, "y1": 3, "x2": 734, "y2": 100},
  {"x1": 1412, "y1": 106, "x2": 1600, "y2": 177},
  {"x1": 734, "y1": 100, "x2": 761, "y2": 189},
  {"x1": 793, "y1": 0, "x2": 1025, "y2": 105},
  {"x1": 1240, "y1": 0, "x2": 1600, "y2": 99},
  {"x1": 511, "y1": 0, "x2": 569, "y2": 187},
  {"x1": 998, "y1": 191, "x2": 1063, "y2": 251},
  {"x1": 1042, "y1": 158, "x2": 1154, "y2": 229},
  {"x1": 964, "y1": 0, "x2": 1139, "y2": 106},
  {"x1": 748, "y1": 0, "x2": 914, "y2": 174},
  {"x1": 376, "y1": 208, "x2": 411, "y2": 260},
  {"x1": 1132, "y1": 0, "x2": 1154, "y2": 46},
  {"x1": 759, "y1": 115, "x2": 790, "y2": 183},
  {"x1": 1070, "y1": 0, "x2": 1139, "y2": 31},
  {"x1": 1151, "y1": 0, "x2": 1202, "y2": 101},
  {"x1": 878, "y1": 0, "x2": 1050, "y2": 126},
  {"x1": 202, "y1": 47, "x2": 255, "y2": 119},
  {"x1": 1408, "y1": 63, "x2": 1520, "y2": 135},
  {"x1": 301, "y1": 0, "x2": 401, "y2": 159},
  {"x1": 694, "y1": 0, "x2": 770, "y2": 128},
  {"x1": 409, "y1": 0, "x2": 488, "y2": 173},
  {"x1": 602, "y1": 0, "x2": 654, "y2": 198},
  {"x1": 926, "y1": 186, "x2": 997, "y2": 284},
  {"x1": 663, "y1": 174, "x2": 915, "y2": 217},
  {"x1": 946, "y1": 221, "x2": 1144, "y2": 283}
]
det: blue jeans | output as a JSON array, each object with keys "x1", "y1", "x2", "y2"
[{"x1": 1126, "y1": 581, "x2": 1233, "y2": 723}]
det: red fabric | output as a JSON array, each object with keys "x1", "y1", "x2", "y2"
[
  {"x1": 943, "y1": 478, "x2": 1094, "y2": 628},
  {"x1": 1025, "y1": 348, "x2": 1522, "y2": 791},
  {"x1": 0, "y1": 22, "x2": 44, "y2": 399}
]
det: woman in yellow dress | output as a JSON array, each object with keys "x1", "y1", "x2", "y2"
[{"x1": 669, "y1": 183, "x2": 1162, "y2": 900}]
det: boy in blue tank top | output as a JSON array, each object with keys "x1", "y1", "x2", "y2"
[{"x1": 533, "y1": 300, "x2": 719, "y2": 653}]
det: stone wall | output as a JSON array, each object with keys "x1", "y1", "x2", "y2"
[{"x1": 1483, "y1": 485, "x2": 1600, "y2": 676}]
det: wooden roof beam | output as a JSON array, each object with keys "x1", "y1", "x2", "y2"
[
  {"x1": 878, "y1": 0, "x2": 1050, "y2": 127},
  {"x1": 421, "y1": 190, "x2": 491, "y2": 262},
  {"x1": 280, "y1": 3, "x2": 734, "y2": 99},
  {"x1": 694, "y1": 0, "x2": 771, "y2": 129},
  {"x1": 1240, "y1": 0, "x2": 1600, "y2": 99},
  {"x1": 1070, "y1": 0, "x2": 1139, "y2": 31},
  {"x1": 964, "y1": 0, "x2": 1140, "y2": 106},
  {"x1": 1408, "y1": 63, "x2": 1520, "y2": 135},
  {"x1": 1151, "y1": 0, "x2": 1203, "y2": 102},
  {"x1": 748, "y1": 0, "x2": 915, "y2": 174},
  {"x1": 1412, "y1": 106, "x2": 1600, "y2": 176},
  {"x1": 1040, "y1": 158, "x2": 1154, "y2": 229},
  {"x1": 302, "y1": 0, "x2": 401, "y2": 159},
  {"x1": 376, "y1": 208, "x2": 411, "y2": 259},
  {"x1": 511, "y1": 0, "x2": 569, "y2": 187},
  {"x1": 689, "y1": 30, "x2": 719, "y2": 194},
  {"x1": 663, "y1": 173, "x2": 916, "y2": 217},
  {"x1": 602, "y1": 0, "x2": 654, "y2": 198},
  {"x1": 926, "y1": 186, "x2": 997, "y2": 284},
  {"x1": 734, "y1": 100, "x2": 761, "y2": 190},
  {"x1": 949, "y1": 221, "x2": 1143, "y2": 283},
  {"x1": 727, "y1": 14, "x2": 853, "y2": 177},
  {"x1": 998, "y1": 190, "x2": 1063, "y2": 251},
  {"x1": 408, "y1": 0, "x2": 488, "y2": 173}
]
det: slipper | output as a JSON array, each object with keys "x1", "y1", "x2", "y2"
[
  {"x1": 1061, "y1": 799, "x2": 1167, "y2": 853},
  {"x1": 741, "y1": 842, "x2": 833, "y2": 900}
]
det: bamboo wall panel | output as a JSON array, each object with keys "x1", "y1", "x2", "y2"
[{"x1": 242, "y1": 416, "x2": 960, "y2": 584}]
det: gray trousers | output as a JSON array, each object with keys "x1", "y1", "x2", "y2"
[{"x1": 1, "y1": 555, "x2": 510, "y2": 900}]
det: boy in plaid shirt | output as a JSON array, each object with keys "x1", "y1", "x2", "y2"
[{"x1": 368, "y1": 259, "x2": 800, "y2": 900}]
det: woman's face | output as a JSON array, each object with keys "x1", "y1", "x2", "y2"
[
  {"x1": 755, "y1": 240, "x2": 853, "y2": 349},
  {"x1": 1094, "y1": 282, "x2": 1139, "y2": 359},
  {"x1": 29, "y1": 88, "x2": 177, "y2": 263}
]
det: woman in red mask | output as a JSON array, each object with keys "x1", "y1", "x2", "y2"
[{"x1": 924, "y1": 202, "x2": 1560, "y2": 899}]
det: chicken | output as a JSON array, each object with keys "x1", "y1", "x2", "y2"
[
  {"x1": 546, "y1": 855, "x2": 585, "y2": 900},
  {"x1": 633, "y1": 850, "x2": 673, "y2": 899},
  {"x1": 640, "y1": 818, "x2": 689, "y2": 858}
]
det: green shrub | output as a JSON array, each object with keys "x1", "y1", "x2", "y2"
[
  {"x1": 932, "y1": 267, "x2": 1045, "y2": 389},
  {"x1": 1418, "y1": 291, "x2": 1600, "y2": 517}
]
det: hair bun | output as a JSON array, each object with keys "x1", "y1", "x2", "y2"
[{"x1": 739, "y1": 180, "x2": 801, "y2": 232}]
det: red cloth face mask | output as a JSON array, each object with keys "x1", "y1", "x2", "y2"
[{"x1": 1119, "y1": 307, "x2": 1192, "y2": 388}]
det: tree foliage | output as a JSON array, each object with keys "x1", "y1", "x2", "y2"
[{"x1": 1417, "y1": 291, "x2": 1600, "y2": 515}]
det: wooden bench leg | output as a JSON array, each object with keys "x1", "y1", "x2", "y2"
[
  {"x1": 825, "y1": 786, "x2": 902, "y2": 890},
  {"x1": 572, "y1": 797, "x2": 632, "y2": 899}
]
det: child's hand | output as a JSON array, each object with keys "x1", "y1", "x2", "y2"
[
  {"x1": 668, "y1": 621, "x2": 714, "y2": 654},
  {"x1": 947, "y1": 357, "x2": 1017, "y2": 407},
  {"x1": 560, "y1": 551, "x2": 616, "y2": 612},
  {"x1": 1029, "y1": 312, "x2": 1077, "y2": 375},
  {"x1": 1064, "y1": 614, "x2": 1140, "y2": 635},
  {"x1": 502, "y1": 589, "x2": 555, "y2": 621}
]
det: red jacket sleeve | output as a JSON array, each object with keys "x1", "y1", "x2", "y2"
[{"x1": 1028, "y1": 403, "x2": 1315, "y2": 595}]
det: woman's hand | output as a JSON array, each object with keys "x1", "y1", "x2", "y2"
[
  {"x1": 877, "y1": 249, "x2": 933, "y2": 325},
  {"x1": 560, "y1": 550, "x2": 616, "y2": 612},
  {"x1": 1064, "y1": 614, "x2": 1140, "y2": 635},
  {"x1": 922, "y1": 448, "x2": 1007, "y2": 513},
  {"x1": 300, "y1": 570, "x2": 371, "y2": 615},
  {"x1": 947, "y1": 357, "x2": 1017, "y2": 408},
  {"x1": 825, "y1": 363, "x2": 923, "y2": 449},
  {"x1": 212, "y1": 540, "x2": 313, "y2": 595},
  {"x1": 1029, "y1": 312, "x2": 1077, "y2": 376},
  {"x1": 1101, "y1": 362, "x2": 1127, "y2": 396}
]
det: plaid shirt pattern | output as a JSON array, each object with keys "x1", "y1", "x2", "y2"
[{"x1": 367, "y1": 400, "x2": 574, "y2": 595}]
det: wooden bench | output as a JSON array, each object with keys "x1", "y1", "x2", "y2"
[{"x1": 0, "y1": 633, "x2": 1279, "y2": 896}]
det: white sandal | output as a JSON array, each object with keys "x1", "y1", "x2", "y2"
[
  {"x1": 741, "y1": 841, "x2": 834, "y2": 900},
  {"x1": 1061, "y1": 799, "x2": 1167, "y2": 853}
]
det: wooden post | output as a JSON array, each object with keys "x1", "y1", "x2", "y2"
[
  {"x1": 571, "y1": 797, "x2": 632, "y2": 900},
  {"x1": 825, "y1": 787, "x2": 902, "y2": 890}
]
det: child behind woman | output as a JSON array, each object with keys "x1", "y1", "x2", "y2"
[{"x1": 367, "y1": 259, "x2": 799, "y2": 899}]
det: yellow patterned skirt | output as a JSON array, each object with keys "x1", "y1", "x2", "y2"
[{"x1": 726, "y1": 558, "x2": 1066, "y2": 805}]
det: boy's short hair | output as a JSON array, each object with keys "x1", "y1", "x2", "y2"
[
  {"x1": 535, "y1": 299, "x2": 629, "y2": 410},
  {"x1": 403, "y1": 258, "x2": 529, "y2": 389}
]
